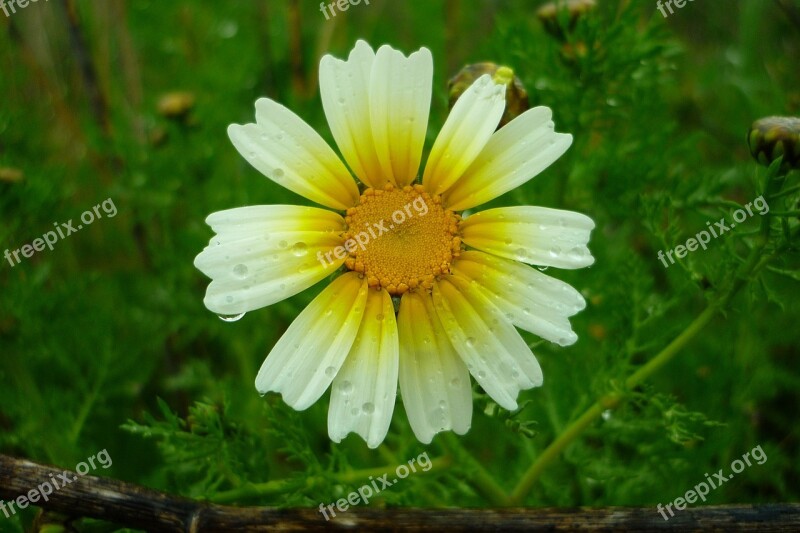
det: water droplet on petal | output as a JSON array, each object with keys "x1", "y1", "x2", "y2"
[
  {"x1": 218, "y1": 312, "x2": 245, "y2": 322},
  {"x1": 549, "y1": 246, "x2": 562, "y2": 258},
  {"x1": 273, "y1": 168, "x2": 285, "y2": 178},
  {"x1": 279, "y1": 240, "x2": 288, "y2": 248},
  {"x1": 362, "y1": 402, "x2": 375, "y2": 414},
  {"x1": 339, "y1": 380, "x2": 353, "y2": 394},
  {"x1": 465, "y1": 337, "x2": 476, "y2": 348},
  {"x1": 292, "y1": 242, "x2": 308, "y2": 256},
  {"x1": 325, "y1": 366, "x2": 336, "y2": 378},
  {"x1": 232, "y1": 264, "x2": 248, "y2": 279}
]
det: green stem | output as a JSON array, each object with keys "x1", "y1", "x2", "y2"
[
  {"x1": 768, "y1": 182, "x2": 800, "y2": 200},
  {"x1": 765, "y1": 210, "x2": 800, "y2": 217},
  {"x1": 442, "y1": 433, "x2": 509, "y2": 506},
  {"x1": 509, "y1": 175, "x2": 784, "y2": 505}
]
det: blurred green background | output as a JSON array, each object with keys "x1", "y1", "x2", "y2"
[{"x1": 1, "y1": 0, "x2": 799, "y2": 530}]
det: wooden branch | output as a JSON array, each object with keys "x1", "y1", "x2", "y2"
[{"x1": 1, "y1": 454, "x2": 799, "y2": 531}]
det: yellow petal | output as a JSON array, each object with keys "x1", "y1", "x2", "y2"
[
  {"x1": 452, "y1": 251, "x2": 585, "y2": 346},
  {"x1": 255, "y1": 272, "x2": 368, "y2": 410},
  {"x1": 194, "y1": 205, "x2": 347, "y2": 315},
  {"x1": 228, "y1": 98, "x2": 359, "y2": 210},
  {"x1": 460, "y1": 206, "x2": 595, "y2": 269},
  {"x1": 398, "y1": 291, "x2": 472, "y2": 444},
  {"x1": 370, "y1": 45, "x2": 433, "y2": 187},
  {"x1": 319, "y1": 40, "x2": 386, "y2": 189},
  {"x1": 422, "y1": 75, "x2": 506, "y2": 195},
  {"x1": 433, "y1": 275, "x2": 543, "y2": 411},
  {"x1": 445, "y1": 107, "x2": 572, "y2": 211},
  {"x1": 329, "y1": 288, "x2": 399, "y2": 449}
]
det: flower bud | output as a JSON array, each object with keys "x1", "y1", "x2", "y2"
[
  {"x1": 157, "y1": 91, "x2": 196, "y2": 121},
  {"x1": 0, "y1": 167, "x2": 23, "y2": 183},
  {"x1": 448, "y1": 62, "x2": 529, "y2": 129},
  {"x1": 748, "y1": 116, "x2": 800, "y2": 170},
  {"x1": 536, "y1": 0, "x2": 597, "y2": 41}
]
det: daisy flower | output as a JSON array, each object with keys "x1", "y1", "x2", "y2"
[{"x1": 194, "y1": 41, "x2": 594, "y2": 448}]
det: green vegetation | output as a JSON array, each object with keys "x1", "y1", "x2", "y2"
[{"x1": 1, "y1": 0, "x2": 798, "y2": 530}]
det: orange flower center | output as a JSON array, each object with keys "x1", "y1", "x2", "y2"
[{"x1": 344, "y1": 184, "x2": 461, "y2": 295}]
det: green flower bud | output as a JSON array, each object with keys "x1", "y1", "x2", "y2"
[
  {"x1": 536, "y1": 0, "x2": 597, "y2": 41},
  {"x1": 748, "y1": 116, "x2": 800, "y2": 170},
  {"x1": 448, "y1": 62, "x2": 529, "y2": 129}
]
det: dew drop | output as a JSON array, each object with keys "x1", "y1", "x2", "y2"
[
  {"x1": 450, "y1": 377, "x2": 461, "y2": 387},
  {"x1": 279, "y1": 240, "x2": 288, "y2": 248},
  {"x1": 549, "y1": 246, "x2": 562, "y2": 258},
  {"x1": 339, "y1": 380, "x2": 354, "y2": 394},
  {"x1": 362, "y1": 402, "x2": 375, "y2": 414},
  {"x1": 375, "y1": 313, "x2": 385, "y2": 321},
  {"x1": 465, "y1": 337, "x2": 476, "y2": 348},
  {"x1": 351, "y1": 407, "x2": 360, "y2": 416},
  {"x1": 477, "y1": 370, "x2": 486, "y2": 379},
  {"x1": 325, "y1": 366, "x2": 336, "y2": 378},
  {"x1": 273, "y1": 168, "x2": 285, "y2": 178},
  {"x1": 291, "y1": 242, "x2": 308, "y2": 257},
  {"x1": 232, "y1": 264, "x2": 248, "y2": 279},
  {"x1": 218, "y1": 312, "x2": 245, "y2": 322}
]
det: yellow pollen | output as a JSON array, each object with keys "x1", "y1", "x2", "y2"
[{"x1": 343, "y1": 184, "x2": 461, "y2": 295}]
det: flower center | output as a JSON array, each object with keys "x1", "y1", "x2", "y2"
[{"x1": 344, "y1": 184, "x2": 461, "y2": 295}]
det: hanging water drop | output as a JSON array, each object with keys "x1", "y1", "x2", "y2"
[{"x1": 218, "y1": 312, "x2": 245, "y2": 322}]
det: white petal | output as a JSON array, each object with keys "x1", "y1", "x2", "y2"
[
  {"x1": 228, "y1": 98, "x2": 359, "y2": 210},
  {"x1": 452, "y1": 251, "x2": 585, "y2": 346},
  {"x1": 255, "y1": 272, "x2": 368, "y2": 410},
  {"x1": 422, "y1": 74, "x2": 506, "y2": 195},
  {"x1": 194, "y1": 205, "x2": 347, "y2": 315},
  {"x1": 369, "y1": 45, "x2": 433, "y2": 187},
  {"x1": 328, "y1": 289, "x2": 399, "y2": 449},
  {"x1": 398, "y1": 291, "x2": 472, "y2": 444},
  {"x1": 433, "y1": 275, "x2": 543, "y2": 411},
  {"x1": 445, "y1": 107, "x2": 573, "y2": 211},
  {"x1": 459, "y1": 206, "x2": 595, "y2": 269},
  {"x1": 319, "y1": 40, "x2": 385, "y2": 189}
]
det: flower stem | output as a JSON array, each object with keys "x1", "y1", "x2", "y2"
[
  {"x1": 442, "y1": 433, "x2": 510, "y2": 506},
  {"x1": 509, "y1": 174, "x2": 784, "y2": 505}
]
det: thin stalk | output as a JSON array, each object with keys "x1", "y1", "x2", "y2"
[{"x1": 509, "y1": 172, "x2": 784, "y2": 505}]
